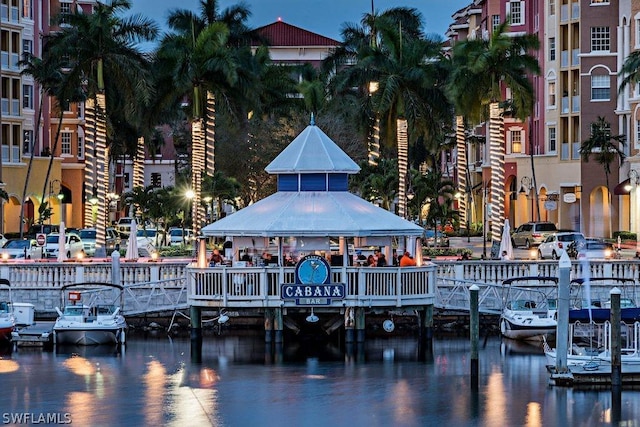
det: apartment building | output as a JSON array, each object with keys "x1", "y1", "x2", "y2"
[{"x1": 448, "y1": 0, "x2": 628, "y2": 238}]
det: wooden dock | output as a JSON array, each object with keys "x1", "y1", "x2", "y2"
[{"x1": 550, "y1": 364, "x2": 640, "y2": 387}]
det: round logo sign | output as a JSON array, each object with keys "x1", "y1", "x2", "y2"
[
  {"x1": 36, "y1": 233, "x2": 46, "y2": 246},
  {"x1": 563, "y1": 193, "x2": 577, "y2": 203}
]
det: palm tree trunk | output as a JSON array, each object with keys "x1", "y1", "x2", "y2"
[
  {"x1": 456, "y1": 116, "x2": 467, "y2": 231},
  {"x1": 84, "y1": 97, "x2": 97, "y2": 227},
  {"x1": 19, "y1": 95, "x2": 44, "y2": 238},
  {"x1": 397, "y1": 119, "x2": 409, "y2": 219},
  {"x1": 368, "y1": 115, "x2": 380, "y2": 166},
  {"x1": 191, "y1": 118, "x2": 205, "y2": 233},
  {"x1": 528, "y1": 120, "x2": 541, "y2": 221},
  {"x1": 205, "y1": 91, "x2": 215, "y2": 177},
  {"x1": 39, "y1": 105, "x2": 66, "y2": 227},
  {"x1": 95, "y1": 93, "x2": 108, "y2": 252},
  {"x1": 489, "y1": 102, "x2": 505, "y2": 243},
  {"x1": 133, "y1": 137, "x2": 145, "y2": 190}
]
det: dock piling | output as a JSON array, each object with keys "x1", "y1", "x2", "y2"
[{"x1": 470, "y1": 284, "x2": 479, "y2": 390}]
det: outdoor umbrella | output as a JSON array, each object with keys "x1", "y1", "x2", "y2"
[
  {"x1": 125, "y1": 221, "x2": 138, "y2": 260},
  {"x1": 57, "y1": 221, "x2": 67, "y2": 262},
  {"x1": 499, "y1": 219, "x2": 514, "y2": 260}
]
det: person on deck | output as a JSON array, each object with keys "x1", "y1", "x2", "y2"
[
  {"x1": 210, "y1": 249, "x2": 225, "y2": 265},
  {"x1": 399, "y1": 251, "x2": 416, "y2": 267}
]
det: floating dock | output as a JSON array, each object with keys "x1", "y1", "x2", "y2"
[{"x1": 11, "y1": 321, "x2": 54, "y2": 346}]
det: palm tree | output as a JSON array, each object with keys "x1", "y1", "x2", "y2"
[
  {"x1": 18, "y1": 52, "x2": 80, "y2": 237},
  {"x1": 324, "y1": 7, "x2": 426, "y2": 167},
  {"x1": 447, "y1": 21, "x2": 540, "y2": 242},
  {"x1": 43, "y1": 0, "x2": 157, "y2": 250},
  {"x1": 330, "y1": 8, "x2": 451, "y2": 219},
  {"x1": 579, "y1": 116, "x2": 626, "y2": 238}
]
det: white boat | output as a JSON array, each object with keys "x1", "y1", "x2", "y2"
[
  {"x1": 0, "y1": 279, "x2": 15, "y2": 343},
  {"x1": 499, "y1": 277, "x2": 558, "y2": 341},
  {"x1": 544, "y1": 321, "x2": 640, "y2": 369},
  {"x1": 53, "y1": 283, "x2": 127, "y2": 346}
]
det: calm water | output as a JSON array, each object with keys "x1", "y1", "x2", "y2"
[{"x1": 1, "y1": 333, "x2": 639, "y2": 427}]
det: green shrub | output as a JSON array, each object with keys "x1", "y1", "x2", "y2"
[{"x1": 613, "y1": 231, "x2": 637, "y2": 241}]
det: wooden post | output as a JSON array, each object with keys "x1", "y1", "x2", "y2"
[
  {"x1": 264, "y1": 308, "x2": 273, "y2": 343},
  {"x1": 344, "y1": 307, "x2": 354, "y2": 343},
  {"x1": 274, "y1": 307, "x2": 283, "y2": 344},
  {"x1": 610, "y1": 287, "x2": 622, "y2": 387},
  {"x1": 190, "y1": 305, "x2": 202, "y2": 363},
  {"x1": 470, "y1": 284, "x2": 479, "y2": 390},
  {"x1": 355, "y1": 307, "x2": 366, "y2": 343},
  {"x1": 554, "y1": 253, "x2": 571, "y2": 374}
]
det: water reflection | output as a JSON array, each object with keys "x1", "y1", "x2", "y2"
[{"x1": 0, "y1": 335, "x2": 639, "y2": 426}]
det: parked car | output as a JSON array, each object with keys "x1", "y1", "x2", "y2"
[
  {"x1": 1, "y1": 239, "x2": 43, "y2": 259},
  {"x1": 567, "y1": 238, "x2": 616, "y2": 260},
  {"x1": 511, "y1": 221, "x2": 558, "y2": 249},
  {"x1": 44, "y1": 232, "x2": 85, "y2": 259},
  {"x1": 79, "y1": 227, "x2": 120, "y2": 256},
  {"x1": 168, "y1": 228, "x2": 195, "y2": 246},
  {"x1": 0, "y1": 234, "x2": 6, "y2": 249},
  {"x1": 537, "y1": 232, "x2": 585, "y2": 260},
  {"x1": 423, "y1": 229, "x2": 450, "y2": 247}
]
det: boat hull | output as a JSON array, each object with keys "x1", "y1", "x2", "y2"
[
  {"x1": 0, "y1": 324, "x2": 13, "y2": 342},
  {"x1": 569, "y1": 307, "x2": 640, "y2": 323},
  {"x1": 54, "y1": 316, "x2": 127, "y2": 346},
  {"x1": 500, "y1": 315, "x2": 556, "y2": 341}
]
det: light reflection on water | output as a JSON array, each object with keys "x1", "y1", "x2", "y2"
[{"x1": 0, "y1": 336, "x2": 639, "y2": 426}]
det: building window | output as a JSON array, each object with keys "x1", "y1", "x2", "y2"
[
  {"x1": 22, "y1": 84, "x2": 33, "y2": 109},
  {"x1": 77, "y1": 135, "x2": 84, "y2": 159},
  {"x1": 151, "y1": 172, "x2": 161, "y2": 188},
  {"x1": 59, "y1": 1, "x2": 71, "y2": 24},
  {"x1": 590, "y1": 27, "x2": 610, "y2": 52},
  {"x1": 510, "y1": 130, "x2": 522, "y2": 153},
  {"x1": 548, "y1": 82, "x2": 556, "y2": 107},
  {"x1": 549, "y1": 0, "x2": 555, "y2": 15},
  {"x1": 549, "y1": 37, "x2": 555, "y2": 61},
  {"x1": 61, "y1": 131, "x2": 72, "y2": 155},
  {"x1": 23, "y1": 129, "x2": 33, "y2": 154},
  {"x1": 507, "y1": 1, "x2": 524, "y2": 26},
  {"x1": 636, "y1": 16, "x2": 640, "y2": 48},
  {"x1": 591, "y1": 74, "x2": 610, "y2": 100},
  {"x1": 22, "y1": 39, "x2": 32, "y2": 56},
  {"x1": 548, "y1": 127, "x2": 557, "y2": 152},
  {"x1": 22, "y1": 0, "x2": 32, "y2": 19},
  {"x1": 492, "y1": 15, "x2": 500, "y2": 30}
]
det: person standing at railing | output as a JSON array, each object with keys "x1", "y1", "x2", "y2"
[
  {"x1": 210, "y1": 249, "x2": 225, "y2": 266},
  {"x1": 399, "y1": 252, "x2": 416, "y2": 267}
]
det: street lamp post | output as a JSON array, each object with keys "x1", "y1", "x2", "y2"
[{"x1": 625, "y1": 170, "x2": 639, "y2": 233}]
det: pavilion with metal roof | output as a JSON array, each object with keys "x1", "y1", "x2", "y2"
[{"x1": 201, "y1": 118, "x2": 424, "y2": 264}]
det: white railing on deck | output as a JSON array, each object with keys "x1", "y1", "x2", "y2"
[{"x1": 188, "y1": 265, "x2": 435, "y2": 308}]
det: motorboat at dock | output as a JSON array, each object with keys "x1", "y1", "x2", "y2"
[
  {"x1": 53, "y1": 283, "x2": 127, "y2": 346},
  {"x1": 499, "y1": 276, "x2": 558, "y2": 341}
]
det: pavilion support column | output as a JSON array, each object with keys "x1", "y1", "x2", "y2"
[
  {"x1": 190, "y1": 305, "x2": 202, "y2": 363},
  {"x1": 264, "y1": 308, "x2": 274, "y2": 343},
  {"x1": 344, "y1": 307, "x2": 355, "y2": 343},
  {"x1": 355, "y1": 307, "x2": 366, "y2": 343},
  {"x1": 274, "y1": 307, "x2": 283, "y2": 344}
]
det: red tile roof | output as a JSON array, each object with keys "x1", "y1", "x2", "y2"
[{"x1": 252, "y1": 19, "x2": 341, "y2": 47}]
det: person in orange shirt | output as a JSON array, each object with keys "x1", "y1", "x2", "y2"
[{"x1": 399, "y1": 251, "x2": 416, "y2": 267}]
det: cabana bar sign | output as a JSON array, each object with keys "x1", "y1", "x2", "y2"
[{"x1": 281, "y1": 255, "x2": 345, "y2": 305}]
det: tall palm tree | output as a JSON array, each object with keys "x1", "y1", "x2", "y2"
[
  {"x1": 43, "y1": 0, "x2": 157, "y2": 250},
  {"x1": 18, "y1": 52, "x2": 80, "y2": 237},
  {"x1": 447, "y1": 21, "x2": 540, "y2": 242},
  {"x1": 579, "y1": 116, "x2": 626, "y2": 238},
  {"x1": 324, "y1": 7, "x2": 426, "y2": 168},
  {"x1": 330, "y1": 9, "x2": 451, "y2": 219}
]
